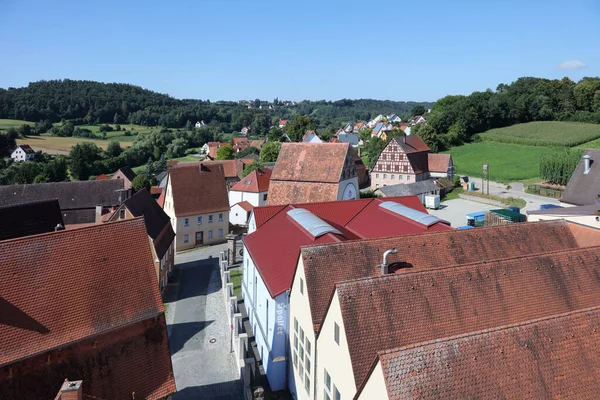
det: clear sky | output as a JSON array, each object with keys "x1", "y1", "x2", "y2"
[{"x1": 1, "y1": 0, "x2": 599, "y2": 102}]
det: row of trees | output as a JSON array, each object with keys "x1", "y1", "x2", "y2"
[{"x1": 539, "y1": 149, "x2": 583, "y2": 186}]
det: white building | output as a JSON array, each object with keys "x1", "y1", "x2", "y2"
[
  {"x1": 228, "y1": 168, "x2": 272, "y2": 207},
  {"x1": 195, "y1": 120, "x2": 206, "y2": 128},
  {"x1": 230, "y1": 201, "x2": 253, "y2": 225},
  {"x1": 11, "y1": 144, "x2": 35, "y2": 162}
]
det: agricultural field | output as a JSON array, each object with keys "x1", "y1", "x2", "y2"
[
  {"x1": 0, "y1": 119, "x2": 33, "y2": 130},
  {"x1": 479, "y1": 121, "x2": 600, "y2": 147},
  {"x1": 16, "y1": 136, "x2": 134, "y2": 154},
  {"x1": 443, "y1": 142, "x2": 556, "y2": 183}
]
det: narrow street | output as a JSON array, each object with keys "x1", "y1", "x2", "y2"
[{"x1": 165, "y1": 245, "x2": 243, "y2": 400}]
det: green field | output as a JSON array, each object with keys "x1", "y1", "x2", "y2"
[
  {"x1": 479, "y1": 121, "x2": 600, "y2": 147},
  {"x1": 0, "y1": 119, "x2": 34, "y2": 130},
  {"x1": 444, "y1": 142, "x2": 555, "y2": 183}
]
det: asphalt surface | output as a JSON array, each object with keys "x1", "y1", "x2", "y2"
[{"x1": 167, "y1": 244, "x2": 243, "y2": 400}]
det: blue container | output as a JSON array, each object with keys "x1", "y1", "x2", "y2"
[
  {"x1": 508, "y1": 206, "x2": 520, "y2": 213},
  {"x1": 458, "y1": 225, "x2": 475, "y2": 230},
  {"x1": 540, "y1": 204, "x2": 563, "y2": 211}
]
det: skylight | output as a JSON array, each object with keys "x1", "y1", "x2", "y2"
[
  {"x1": 287, "y1": 208, "x2": 342, "y2": 238},
  {"x1": 379, "y1": 201, "x2": 441, "y2": 227}
]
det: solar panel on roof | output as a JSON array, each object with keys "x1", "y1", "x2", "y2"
[
  {"x1": 379, "y1": 201, "x2": 441, "y2": 227},
  {"x1": 287, "y1": 208, "x2": 342, "y2": 238}
]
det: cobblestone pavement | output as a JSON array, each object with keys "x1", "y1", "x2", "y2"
[{"x1": 167, "y1": 244, "x2": 243, "y2": 400}]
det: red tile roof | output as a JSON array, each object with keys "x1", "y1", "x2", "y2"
[
  {"x1": 268, "y1": 181, "x2": 341, "y2": 205},
  {"x1": 243, "y1": 197, "x2": 451, "y2": 297},
  {"x1": 427, "y1": 153, "x2": 452, "y2": 172},
  {"x1": 336, "y1": 245, "x2": 600, "y2": 388},
  {"x1": 368, "y1": 306, "x2": 600, "y2": 400},
  {"x1": 170, "y1": 159, "x2": 241, "y2": 179},
  {"x1": 94, "y1": 173, "x2": 109, "y2": 180},
  {"x1": 235, "y1": 201, "x2": 254, "y2": 212},
  {"x1": 252, "y1": 204, "x2": 286, "y2": 228},
  {"x1": 168, "y1": 164, "x2": 229, "y2": 217},
  {"x1": 0, "y1": 218, "x2": 175, "y2": 399},
  {"x1": 393, "y1": 135, "x2": 430, "y2": 153},
  {"x1": 302, "y1": 220, "x2": 580, "y2": 334},
  {"x1": 230, "y1": 168, "x2": 272, "y2": 193},
  {"x1": 19, "y1": 144, "x2": 35, "y2": 154},
  {"x1": 271, "y1": 143, "x2": 352, "y2": 184}
]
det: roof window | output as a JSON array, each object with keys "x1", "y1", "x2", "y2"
[
  {"x1": 379, "y1": 201, "x2": 441, "y2": 226},
  {"x1": 287, "y1": 208, "x2": 342, "y2": 239}
]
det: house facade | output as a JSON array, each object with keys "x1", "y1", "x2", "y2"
[
  {"x1": 371, "y1": 136, "x2": 431, "y2": 189},
  {"x1": 11, "y1": 144, "x2": 35, "y2": 162},
  {"x1": 302, "y1": 131, "x2": 323, "y2": 143},
  {"x1": 427, "y1": 153, "x2": 454, "y2": 180},
  {"x1": 163, "y1": 164, "x2": 230, "y2": 251},
  {"x1": 111, "y1": 166, "x2": 137, "y2": 189},
  {"x1": 230, "y1": 201, "x2": 253, "y2": 225}
]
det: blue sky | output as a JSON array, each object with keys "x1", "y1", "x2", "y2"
[{"x1": 1, "y1": 0, "x2": 599, "y2": 102}]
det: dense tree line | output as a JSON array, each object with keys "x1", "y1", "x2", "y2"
[
  {"x1": 423, "y1": 77, "x2": 600, "y2": 150},
  {"x1": 0, "y1": 80, "x2": 433, "y2": 134}
]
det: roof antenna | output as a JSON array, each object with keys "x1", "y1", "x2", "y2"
[{"x1": 380, "y1": 248, "x2": 398, "y2": 275}]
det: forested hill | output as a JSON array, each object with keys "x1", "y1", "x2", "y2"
[
  {"x1": 0, "y1": 79, "x2": 178, "y2": 123},
  {"x1": 0, "y1": 79, "x2": 434, "y2": 131}
]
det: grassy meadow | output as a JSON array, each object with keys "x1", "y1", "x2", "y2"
[
  {"x1": 446, "y1": 121, "x2": 600, "y2": 183},
  {"x1": 0, "y1": 119, "x2": 34, "y2": 130}
]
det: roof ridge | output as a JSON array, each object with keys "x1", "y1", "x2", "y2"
[
  {"x1": 377, "y1": 304, "x2": 600, "y2": 360},
  {"x1": 334, "y1": 244, "x2": 600, "y2": 289},
  {"x1": 0, "y1": 217, "x2": 145, "y2": 245},
  {"x1": 300, "y1": 219, "x2": 569, "y2": 253}
]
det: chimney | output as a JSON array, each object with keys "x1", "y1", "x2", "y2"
[
  {"x1": 584, "y1": 154, "x2": 592, "y2": 174},
  {"x1": 54, "y1": 223, "x2": 65, "y2": 232},
  {"x1": 95, "y1": 205, "x2": 103, "y2": 223},
  {"x1": 379, "y1": 248, "x2": 398, "y2": 275},
  {"x1": 57, "y1": 379, "x2": 83, "y2": 400}
]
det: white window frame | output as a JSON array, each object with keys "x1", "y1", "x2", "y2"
[
  {"x1": 218, "y1": 213, "x2": 223, "y2": 222},
  {"x1": 183, "y1": 234, "x2": 189, "y2": 243},
  {"x1": 218, "y1": 228, "x2": 223, "y2": 237},
  {"x1": 184, "y1": 218, "x2": 189, "y2": 227},
  {"x1": 208, "y1": 230, "x2": 213, "y2": 239},
  {"x1": 209, "y1": 215, "x2": 214, "y2": 223},
  {"x1": 197, "y1": 216, "x2": 202, "y2": 225}
]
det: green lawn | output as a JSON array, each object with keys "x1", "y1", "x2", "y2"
[
  {"x1": 479, "y1": 121, "x2": 600, "y2": 147},
  {"x1": 17, "y1": 135, "x2": 134, "y2": 153},
  {"x1": 0, "y1": 119, "x2": 34, "y2": 130},
  {"x1": 444, "y1": 142, "x2": 556, "y2": 183},
  {"x1": 230, "y1": 268, "x2": 242, "y2": 297}
]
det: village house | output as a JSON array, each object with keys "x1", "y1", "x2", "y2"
[
  {"x1": 287, "y1": 220, "x2": 589, "y2": 400},
  {"x1": 279, "y1": 119, "x2": 288, "y2": 128},
  {"x1": 0, "y1": 199, "x2": 64, "y2": 240},
  {"x1": 560, "y1": 149, "x2": 600, "y2": 206},
  {"x1": 267, "y1": 143, "x2": 360, "y2": 205},
  {"x1": 111, "y1": 166, "x2": 137, "y2": 189},
  {"x1": 352, "y1": 121, "x2": 367, "y2": 132},
  {"x1": 367, "y1": 114, "x2": 383, "y2": 128},
  {"x1": 371, "y1": 136, "x2": 454, "y2": 190},
  {"x1": 195, "y1": 120, "x2": 206, "y2": 128},
  {"x1": 386, "y1": 113, "x2": 402, "y2": 123},
  {"x1": 108, "y1": 189, "x2": 175, "y2": 291},
  {"x1": 230, "y1": 200, "x2": 254, "y2": 226},
  {"x1": 0, "y1": 219, "x2": 176, "y2": 399},
  {"x1": 229, "y1": 167, "x2": 272, "y2": 207},
  {"x1": 10, "y1": 144, "x2": 35, "y2": 162},
  {"x1": 163, "y1": 164, "x2": 229, "y2": 251},
  {"x1": 302, "y1": 130, "x2": 323, "y2": 143},
  {"x1": 242, "y1": 197, "x2": 451, "y2": 391},
  {"x1": 201, "y1": 141, "x2": 228, "y2": 159},
  {"x1": 408, "y1": 114, "x2": 427, "y2": 125},
  {"x1": 168, "y1": 159, "x2": 244, "y2": 187},
  {"x1": 315, "y1": 244, "x2": 600, "y2": 400},
  {"x1": 240, "y1": 126, "x2": 251, "y2": 136},
  {"x1": 356, "y1": 306, "x2": 600, "y2": 400},
  {"x1": 0, "y1": 179, "x2": 127, "y2": 227}
]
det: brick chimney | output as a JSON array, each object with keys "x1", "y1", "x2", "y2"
[{"x1": 56, "y1": 379, "x2": 83, "y2": 400}]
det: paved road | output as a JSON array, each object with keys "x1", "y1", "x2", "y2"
[
  {"x1": 167, "y1": 245, "x2": 243, "y2": 400},
  {"x1": 464, "y1": 177, "x2": 560, "y2": 212}
]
